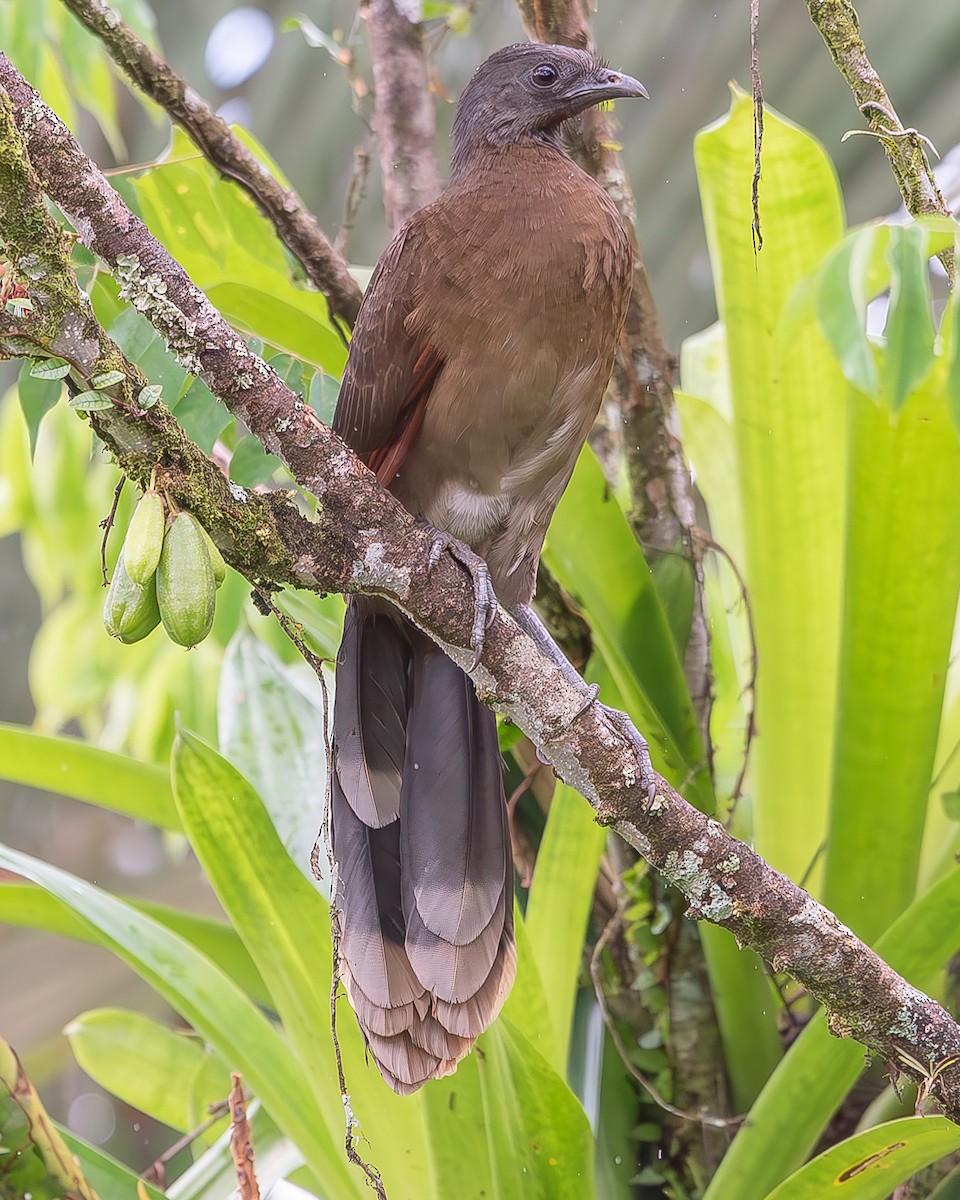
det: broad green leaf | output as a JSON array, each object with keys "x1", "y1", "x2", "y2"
[
  {"x1": 822, "y1": 379, "x2": 960, "y2": 940},
  {"x1": 110, "y1": 307, "x2": 189, "y2": 398},
  {"x1": 882, "y1": 224, "x2": 936, "y2": 412},
  {"x1": 525, "y1": 783, "x2": 606, "y2": 1072},
  {"x1": 174, "y1": 378, "x2": 232, "y2": 455},
  {"x1": 694, "y1": 87, "x2": 846, "y2": 884},
  {"x1": 0, "y1": 842, "x2": 357, "y2": 1198},
  {"x1": 217, "y1": 630, "x2": 328, "y2": 885},
  {"x1": 65, "y1": 1008, "x2": 229, "y2": 1135},
  {"x1": 58, "y1": 1129, "x2": 165, "y2": 1200},
  {"x1": 18, "y1": 363, "x2": 62, "y2": 458},
  {"x1": 766, "y1": 1117, "x2": 960, "y2": 1199},
  {"x1": 946, "y1": 288, "x2": 960, "y2": 433},
  {"x1": 544, "y1": 446, "x2": 713, "y2": 812},
  {"x1": 816, "y1": 226, "x2": 878, "y2": 396},
  {"x1": 309, "y1": 370, "x2": 342, "y2": 424},
  {"x1": 130, "y1": 129, "x2": 347, "y2": 376},
  {"x1": 0, "y1": 1034, "x2": 99, "y2": 1200},
  {"x1": 502, "y1": 903, "x2": 558, "y2": 1067},
  {"x1": 0, "y1": 723, "x2": 179, "y2": 830},
  {"x1": 703, "y1": 864, "x2": 960, "y2": 1200},
  {"x1": 477, "y1": 1020, "x2": 595, "y2": 1200},
  {"x1": 0, "y1": 882, "x2": 270, "y2": 1006},
  {"x1": 229, "y1": 432, "x2": 285, "y2": 487},
  {"x1": 274, "y1": 589, "x2": 345, "y2": 659},
  {"x1": 170, "y1": 729, "x2": 429, "y2": 1199}
]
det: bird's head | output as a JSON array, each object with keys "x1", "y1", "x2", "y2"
[{"x1": 451, "y1": 43, "x2": 647, "y2": 173}]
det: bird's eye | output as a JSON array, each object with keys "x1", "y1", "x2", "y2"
[{"x1": 531, "y1": 63, "x2": 559, "y2": 87}]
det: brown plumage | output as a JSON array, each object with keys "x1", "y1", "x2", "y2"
[{"x1": 331, "y1": 42, "x2": 646, "y2": 1093}]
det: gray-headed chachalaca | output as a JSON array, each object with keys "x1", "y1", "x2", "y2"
[{"x1": 331, "y1": 42, "x2": 649, "y2": 1093}]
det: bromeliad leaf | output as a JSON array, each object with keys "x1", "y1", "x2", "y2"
[{"x1": 882, "y1": 223, "x2": 936, "y2": 412}]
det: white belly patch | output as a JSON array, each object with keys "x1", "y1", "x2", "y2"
[{"x1": 434, "y1": 481, "x2": 510, "y2": 543}]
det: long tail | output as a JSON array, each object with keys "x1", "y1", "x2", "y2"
[{"x1": 331, "y1": 597, "x2": 516, "y2": 1094}]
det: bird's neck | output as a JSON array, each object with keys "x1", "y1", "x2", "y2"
[{"x1": 449, "y1": 132, "x2": 573, "y2": 186}]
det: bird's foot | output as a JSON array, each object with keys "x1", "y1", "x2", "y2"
[
  {"x1": 595, "y1": 704, "x2": 658, "y2": 807},
  {"x1": 508, "y1": 604, "x2": 658, "y2": 806},
  {"x1": 425, "y1": 527, "x2": 498, "y2": 670}
]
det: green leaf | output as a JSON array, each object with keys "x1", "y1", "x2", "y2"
[
  {"x1": 477, "y1": 1020, "x2": 596, "y2": 1199},
  {"x1": 69, "y1": 390, "x2": 113, "y2": 411},
  {"x1": 0, "y1": 882, "x2": 270, "y2": 1006},
  {"x1": 217, "y1": 630, "x2": 328, "y2": 885},
  {"x1": 945, "y1": 288, "x2": 960, "y2": 434},
  {"x1": 882, "y1": 223, "x2": 936, "y2": 412},
  {"x1": 58, "y1": 1129, "x2": 165, "y2": 1200},
  {"x1": 28, "y1": 358, "x2": 70, "y2": 380},
  {"x1": 89, "y1": 369, "x2": 126, "y2": 389},
  {"x1": 174, "y1": 378, "x2": 231, "y2": 454},
  {"x1": 816, "y1": 226, "x2": 878, "y2": 396},
  {"x1": 308, "y1": 370, "x2": 341, "y2": 424},
  {"x1": 163, "y1": 1102, "x2": 303, "y2": 1200},
  {"x1": 273, "y1": 589, "x2": 344, "y2": 659},
  {"x1": 229, "y1": 433, "x2": 285, "y2": 487},
  {"x1": 766, "y1": 1117, "x2": 960, "y2": 1199},
  {"x1": 0, "y1": 841, "x2": 354, "y2": 1197},
  {"x1": 525, "y1": 783, "x2": 606, "y2": 1072},
  {"x1": 18, "y1": 363, "x2": 62, "y2": 457},
  {"x1": 170, "y1": 729, "x2": 420, "y2": 1198},
  {"x1": 822, "y1": 378, "x2": 960, "y2": 940},
  {"x1": 65, "y1": 1008, "x2": 229, "y2": 1135},
  {"x1": 130, "y1": 128, "x2": 347, "y2": 375},
  {"x1": 0, "y1": 723, "x2": 179, "y2": 830},
  {"x1": 694, "y1": 86, "x2": 846, "y2": 885},
  {"x1": 543, "y1": 447, "x2": 713, "y2": 811},
  {"x1": 137, "y1": 383, "x2": 162, "y2": 408}
]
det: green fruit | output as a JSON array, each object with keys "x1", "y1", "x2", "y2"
[
  {"x1": 123, "y1": 489, "x2": 165, "y2": 585},
  {"x1": 156, "y1": 512, "x2": 217, "y2": 647},
  {"x1": 199, "y1": 521, "x2": 227, "y2": 587},
  {"x1": 103, "y1": 551, "x2": 161, "y2": 643}
]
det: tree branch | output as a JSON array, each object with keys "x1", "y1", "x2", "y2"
[
  {"x1": 58, "y1": 0, "x2": 363, "y2": 329},
  {"x1": 4, "y1": 54, "x2": 960, "y2": 1122},
  {"x1": 517, "y1": 0, "x2": 714, "y2": 750},
  {"x1": 803, "y1": 0, "x2": 955, "y2": 278},
  {"x1": 361, "y1": 0, "x2": 440, "y2": 231}
]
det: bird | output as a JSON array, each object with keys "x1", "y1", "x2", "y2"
[{"x1": 330, "y1": 41, "x2": 649, "y2": 1094}]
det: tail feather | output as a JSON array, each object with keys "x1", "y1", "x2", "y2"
[
  {"x1": 401, "y1": 651, "x2": 508, "y2": 944},
  {"x1": 333, "y1": 606, "x2": 407, "y2": 828},
  {"x1": 331, "y1": 598, "x2": 516, "y2": 1093}
]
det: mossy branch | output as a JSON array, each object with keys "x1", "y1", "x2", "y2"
[{"x1": 4, "y1": 49, "x2": 960, "y2": 1126}]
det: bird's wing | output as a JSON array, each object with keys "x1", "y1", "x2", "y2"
[{"x1": 332, "y1": 219, "x2": 443, "y2": 487}]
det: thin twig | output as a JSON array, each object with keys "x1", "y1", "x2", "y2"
[
  {"x1": 802, "y1": 0, "x2": 955, "y2": 285},
  {"x1": 336, "y1": 137, "x2": 374, "y2": 256},
  {"x1": 229, "y1": 1073, "x2": 261, "y2": 1200},
  {"x1": 700, "y1": 534, "x2": 758, "y2": 805},
  {"x1": 141, "y1": 1097, "x2": 231, "y2": 1187},
  {"x1": 99, "y1": 473, "x2": 125, "y2": 585},
  {"x1": 58, "y1": 0, "x2": 362, "y2": 330},
  {"x1": 750, "y1": 0, "x2": 764, "y2": 254}
]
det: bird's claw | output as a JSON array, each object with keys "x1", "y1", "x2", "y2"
[
  {"x1": 425, "y1": 527, "x2": 498, "y2": 670},
  {"x1": 598, "y1": 704, "x2": 658, "y2": 807}
]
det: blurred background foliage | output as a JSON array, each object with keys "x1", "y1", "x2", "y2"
[{"x1": 4, "y1": 0, "x2": 960, "y2": 1197}]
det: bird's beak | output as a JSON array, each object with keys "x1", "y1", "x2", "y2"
[{"x1": 567, "y1": 68, "x2": 649, "y2": 106}]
